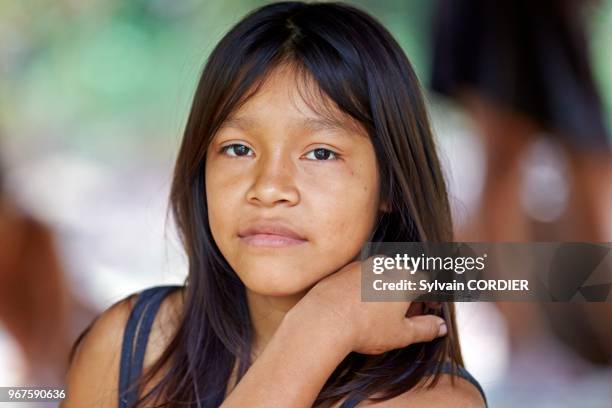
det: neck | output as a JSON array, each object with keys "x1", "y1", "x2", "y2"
[{"x1": 246, "y1": 288, "x2": 310, "y2": 360}]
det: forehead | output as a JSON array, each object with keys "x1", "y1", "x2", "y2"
[{"x1": 221, "y1": 63, "x2": 367, "y2": 137}]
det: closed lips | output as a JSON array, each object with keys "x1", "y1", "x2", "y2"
[{"x1": 238, "y1": 223, "x2": 306, "y2": 240}]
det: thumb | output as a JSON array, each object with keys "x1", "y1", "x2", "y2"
[{"x1": 403, "y1": 315, "x2": 447, "y2": 344}]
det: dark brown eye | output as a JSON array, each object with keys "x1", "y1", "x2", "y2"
[
  {"x1": 222, "y1": 144, "x2": 253, "y2": 157},
  {"x1": 306, "y1": 148, "x2": 338, "y2": 161}
]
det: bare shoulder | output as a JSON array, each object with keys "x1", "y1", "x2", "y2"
[
  {"x1": 61, "y1": 293, "x2": 137, "y2": 407},
  {"x1": 61, "y1": 287, "x2": 185, "y2": 408},
  {"x1": 364, "y1": 373, "x2": 485, "y2": 408}
]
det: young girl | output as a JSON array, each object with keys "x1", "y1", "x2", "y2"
[{"x1": 64, "y1": 2, "x2": 486, "y2": 407}]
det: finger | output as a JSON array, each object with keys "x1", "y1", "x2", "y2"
[{"x1": 403, "y1": 315, "x2": 447, "y2": 344}]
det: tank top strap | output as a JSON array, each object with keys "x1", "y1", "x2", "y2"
[
  {"x1": 118, "y1": 285, "x2": 182, "y2": 408},
  {"x1": 436, "y1": 362, "x2": 488, "y2": 407}
]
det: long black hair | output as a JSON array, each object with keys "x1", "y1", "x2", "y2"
[{"x1": 131, "y1": 1, "x2": 461, "y2": 406}]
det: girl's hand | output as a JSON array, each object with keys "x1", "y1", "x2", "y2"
[{"x1": 289, "y1": 258, "x2": 447, "y2": 355}]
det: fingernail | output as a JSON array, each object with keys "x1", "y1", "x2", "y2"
[{"x1": 438, "y1": 322, "x2": 448, "y2": 337}]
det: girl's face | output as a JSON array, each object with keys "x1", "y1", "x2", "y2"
[{"x1": 205, "y1": 64, "x2": 385, "y2": 296}]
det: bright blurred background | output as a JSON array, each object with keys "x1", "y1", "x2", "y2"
[{"x1": 0, "y1": 0, "x2": 611, "y2": 407}]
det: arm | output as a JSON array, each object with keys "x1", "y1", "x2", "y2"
[
  {"x1": 223, "y1": 310, "x2": 484, "y2": 408},
  {"x1": 221, "y1": 307, "x2": 352, "y2": 408}
]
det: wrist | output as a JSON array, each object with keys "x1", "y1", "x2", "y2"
[{"x1": 283, "y1": 304, "x2": 354, "y2": 358}]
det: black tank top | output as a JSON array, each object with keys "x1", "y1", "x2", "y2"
[{"x1": 118, "y1": 285, "x2": 488, "y2": 407}]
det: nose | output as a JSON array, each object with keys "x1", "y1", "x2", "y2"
[{"x1": 246, "y1": 150, "x2": 300, "y2": 207}]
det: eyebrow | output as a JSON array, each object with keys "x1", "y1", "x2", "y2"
[{"x1": 221, "y1": 115, "x2": 358, "y2": 137}]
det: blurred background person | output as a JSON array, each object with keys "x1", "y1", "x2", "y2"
[
  {"x1": 430, "y1": 0, "x2": 612, "y2": 406},
  {"x1": 0, "y1": 151, "x2": 97, "y2": 390},
  {"x1": 430, "y1": 0, "x2": 611, "y2": 242}
]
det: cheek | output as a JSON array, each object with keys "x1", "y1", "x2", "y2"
[
  {"x1": 308, "y1": 166, "x2": 380, "y2": 260},
  {"x1": 318, "y1": 190, "x2": 377, "y2": 241}
]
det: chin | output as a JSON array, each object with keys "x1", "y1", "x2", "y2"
[{"x1": 237, "y1": 263, "x2": 321, "y2": 297}]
